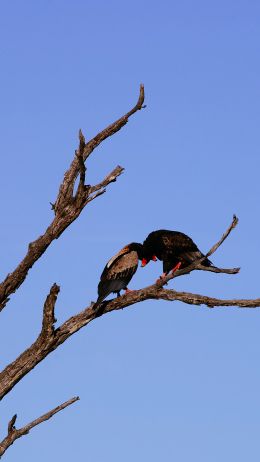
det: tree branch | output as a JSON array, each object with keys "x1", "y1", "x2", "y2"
[
  {"x1": 54, "y1": 83, "x2": 144, "y2": 211},
  {"x1": 152, "y1": 289, "x2": 260, "y2": 308},
  {"x1": 1, "y1": 280, "x2": 260, "y2": 401},
  {"x1": 88, "y1": 165, "x2": 125, "y2": 194},
  {"x1": 85, "y1": 165, "x2": 125, "y2": 205},
  {"x1": 0, "y1": 85, "x2": 145, "y2": 313},
  {"x1": 0, "y1": 397, "x2": 79, "y2": 458}
]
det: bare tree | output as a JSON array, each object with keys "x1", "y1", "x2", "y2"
[{"x1": 0, "y1": 85, "x2": 259, "y2": 458}]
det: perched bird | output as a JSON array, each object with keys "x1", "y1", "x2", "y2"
[
  {"x1": 141, "y1": 230, "x2": 212, "y2": 278},
  {"x1": 94, "y1": 242, "x2": 143, "y2": 308}
]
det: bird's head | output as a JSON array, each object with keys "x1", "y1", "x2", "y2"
[
  {"x1": 126, "y1": 242, "x2": 145, "y2": 260},
  {"x1": 123, "y1": 243, "x2": 157, "y2": 267},
  {"x1": 140, "y1": 254, "x2": 157, "y2": 267},
  {"x1": 140, "y1": 238, "x2": 158, "y2": 267}
]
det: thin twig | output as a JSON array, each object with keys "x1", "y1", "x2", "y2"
[
  {"x1": 83, "y1": 84, "x2": 145, "y2": 161},
  {"x1": 0, "y1": 397, "x2": 79, "y2": 457},
  {"x1": 85, "y1": 165, "x2": 124, "y2": 205},
  {"x1": 85, "y1": 189, "x2": 106, "y2": 204},
  {"x1": 89, "y1": 165, "x2": 125, "y2": 194},
  {"x1": 206, "y1": 214, "x2": 239, "y2": 258},
  {"x1": 196, "y1": 264, "x2": 239, "y2": 274}
]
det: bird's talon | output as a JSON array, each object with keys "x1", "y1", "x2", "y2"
[{"x1": 156, "y1": 273, "x2": 168, "y2": 284}]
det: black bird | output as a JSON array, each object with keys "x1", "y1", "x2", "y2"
[
  {"x1": 141, "y1": 230, "x2": 211, "y2": 277},
  {"x1": 94, "y1": 242, "x2": 143, "y2": 308}
]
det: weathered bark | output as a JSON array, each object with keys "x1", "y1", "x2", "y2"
[
  {"x1": 0, "y1": 85, "x2": 145, "y2": 312},
  {"x1": 0, "y1": 85, "x2": 146, "y2": 457},
  {"x1": 1, "y1": 283, "x2": 260, "y2": 402}
]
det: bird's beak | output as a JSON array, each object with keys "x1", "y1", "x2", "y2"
[
  {"x1": 141, "y1": 258, "x2": 147, "y2": 267},
  {"x1": 152, "y1": 255, "x2": 157, "y2": 262}
]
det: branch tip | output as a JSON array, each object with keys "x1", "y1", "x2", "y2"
[
  {"x1": 137, "y1": 84, "x2": 145, "y2": 109},
  {"x1": 78, "y1": 129, "x2": 86, "y2": 155},
  {"x1": 206, "y1": 214, "x2": 239, "y2": 259},
  {"x1": 0, "y1": 397, "x2": 79, "y2": 457},
  {"x1": 232, "y1": 214, "x2": 239, "y2": 226},
  {"x1": 78, "y1": 128, "x2": 85, "y2": 142},
  {"x1": 41, "y1": 283, "x2": 60, "y2": 337},
  {"x1": 8, "y1": 415, "x2": 17, "y2": 434}
]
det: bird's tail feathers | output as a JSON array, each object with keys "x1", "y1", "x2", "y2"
[
  {"x1": 93, "y1": 279, "x2": 123, "y2": 311},
  {"x1": 92, "y1": 293, "x2": 108, "y2": 312},
  {"x1": 200, "y1": 256, "x2": 212, "y2": 267},
  {"x1": 182, "y1": 250, "x2": 212, "y2": 267}
]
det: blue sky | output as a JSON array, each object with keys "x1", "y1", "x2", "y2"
[{"x1": 0, "y1": 1, "x2": 260, "y2": 460}]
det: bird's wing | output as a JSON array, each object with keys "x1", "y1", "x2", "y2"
[
  {"x1": 99, "y1": 246, "x2": 129, "y2": 281},
  {"x1": 162, "y1": 232, "x2": 211, "y2": 265},
  {"x1": 97, "y1": 251, "x2": 138, "y2": 304},
  {"x1": 107, "y1": 251, "x2": 138, "y2": 281},
  {"x1": 143, "y1": 230, "x2": 211, "y2": 268}
]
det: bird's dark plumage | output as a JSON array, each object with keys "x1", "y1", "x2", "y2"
[
  {"x1": 94, "y1": 242, "x2": 143, "y2": 308},
  {"x1": 142, "y1": 230, "x2": 211, "y2": 275}
]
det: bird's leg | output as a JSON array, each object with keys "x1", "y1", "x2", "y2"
[
  {"x1": 116, "y1": 291, "x2": 121, "y2": 298},
  {"x1": 171, "y1": 262, "x2": 182, "y2": 273},
  {"x1": 156, "y1": 272, "x2": 167, "y2": 284},
  {"x1": 124, "y1": 287, "x2": 133, "y2": 294}
]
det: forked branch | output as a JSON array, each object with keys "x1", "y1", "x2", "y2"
[
  {"x1": 0, "y1": 397, "x2": 79, "y2": 458},
  {"x1": 0, "y1": 85, "x2": 145, "y2": 312}
]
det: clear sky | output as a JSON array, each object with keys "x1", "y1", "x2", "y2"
[{"x1": 0, "y1": 1, "x2": 260, "y2": 460}]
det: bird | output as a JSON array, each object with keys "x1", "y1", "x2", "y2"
[
  {"x1": 141, "y1": 229, "x2": 212, "y2": 278},
  {"x1": 93, "y1": 242, "x2": 143, "y2": 309}
]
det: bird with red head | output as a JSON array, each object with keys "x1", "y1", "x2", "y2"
[{"x1": 141, "y1": 229, "x2": 212, "y2": 279}]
